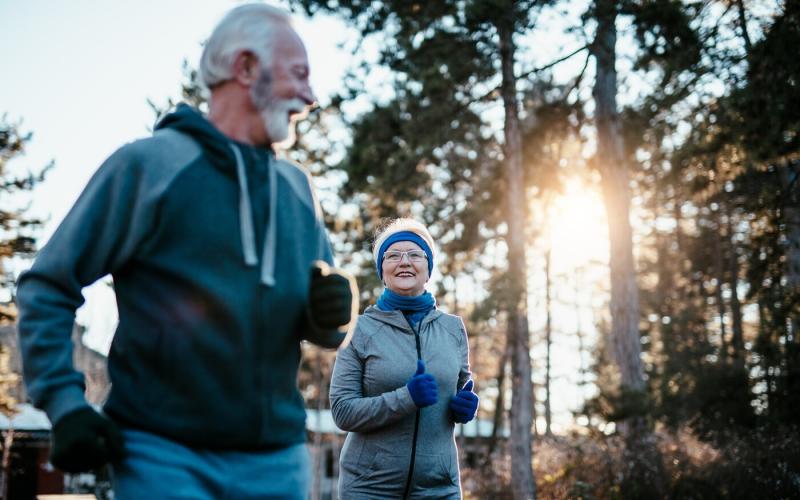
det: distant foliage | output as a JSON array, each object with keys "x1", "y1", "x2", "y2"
[
  {"x1": 0, "y1": 116, "x2": 50, "y2": 323},
  {"x1": 459, "y1": 428, "x2": 800, "y2": 499},
  {"x1": 0, "y1": 345, "x2": 18, "y2": 416}
]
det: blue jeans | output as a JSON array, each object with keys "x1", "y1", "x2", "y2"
[{"x1": 112, "y1": 428, "x2": 310, "y2": 499}]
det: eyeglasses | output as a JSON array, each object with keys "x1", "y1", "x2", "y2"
[{"x1": 383, "y1": 250, "x2": 428, "y2": 263}]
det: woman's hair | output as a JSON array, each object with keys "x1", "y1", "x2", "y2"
[
  {"x1": 372, "y1": 218, "x2": 436, "y2": 264},
  {"x1": 199, "y1": 3, "x2": 291, "y2": 90}
]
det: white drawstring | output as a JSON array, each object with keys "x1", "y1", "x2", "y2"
[
  {"x1": 260, "y1": 152, "x2": 277, "y2": 286},
  {"x1": 229, "y1": 144, "x2": 258, "y2": 267}
]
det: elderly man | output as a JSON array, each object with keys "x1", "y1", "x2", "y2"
[{"x1": 16, "y1": 4, "x2": 355, "y2": 498}]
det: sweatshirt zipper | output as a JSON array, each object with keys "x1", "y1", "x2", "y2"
[{"x1": 402, "y1": 319, "x2": 423, "y2": 500}]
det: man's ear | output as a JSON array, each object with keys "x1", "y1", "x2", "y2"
[{"x1": 231, "y1": 50, "x2": 259, "y2": 87}]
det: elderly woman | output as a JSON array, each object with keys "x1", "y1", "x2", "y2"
[{"x1": 330, "y1": 218, "x2": 479, "y2": 499}]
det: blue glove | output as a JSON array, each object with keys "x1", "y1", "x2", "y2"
[
  {"x1": 406, "y1": 360, "x2": 438, "y2": 408},
  {"x1": 449, "y1": 379, "x2": 479, "y2": 424}
]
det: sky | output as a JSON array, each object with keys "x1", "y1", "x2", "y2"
[
  {"x1": 2, "y1": 0, "x2": 605, "y2": 431},
  {"x1": 1, "y1": 0, "x2": 349, "y2": 232}
]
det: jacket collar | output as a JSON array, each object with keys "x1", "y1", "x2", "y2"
[{"x1": 363, "y1": 305, "x2": 443, "y2": 333}]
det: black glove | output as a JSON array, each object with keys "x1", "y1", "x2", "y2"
[
  {"x1": 308, "y1": 261, "x2": 355, "y2": 330},
  {"x1": 50, "y1": 407, "x2": 124, "y2": 473}
]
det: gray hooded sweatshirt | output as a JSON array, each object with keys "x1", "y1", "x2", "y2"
[
  {"x1": 16, "y1": 104, "x2": 344, "y2": 450},
  {"x1": 330, "y1": 305, "x2": 471, "y2": 499}
]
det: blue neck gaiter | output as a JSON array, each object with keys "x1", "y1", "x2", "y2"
[{"x1": 376, "y1": 288, "x2": 436, "y2": 327}]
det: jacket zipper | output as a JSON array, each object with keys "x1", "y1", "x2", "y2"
[{"x1": 402, "y1": 319, "x2": 423, "y2": 500}]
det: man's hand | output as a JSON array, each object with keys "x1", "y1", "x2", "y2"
[
  {"x1": 50, "y1": 407, "x2": 124, "y2": 473},
  {"x1": 407, "y1": 360, "x2": 438, "y2": 408},
  {"x1": 308, "y1": 261, "x2": 356, "y2": 330},
  {"x1": 449, "y1": 379, "x2": 479, "y2": 424}
]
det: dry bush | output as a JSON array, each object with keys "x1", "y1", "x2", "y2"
[
  {"x1": 461, "y1": 447, "x2": 513, "y2": 499},
  {"x1": 459, "y1": 426, "x2": 800, "y2": 499},
  {"x1": 688, "y1": 426, "x2": 800, "y2": 500}
]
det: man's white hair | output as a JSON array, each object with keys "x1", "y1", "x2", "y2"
[
  {"x1": 199, "y1": 3, "x2": 292, "y2": 89},
  {"x1": 372, "y1": 218, "x2": 437, "y2": 263}
]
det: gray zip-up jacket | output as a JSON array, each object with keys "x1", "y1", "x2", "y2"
[{"x1": 330, "y1": 305, "x2": 471, "y2": 499}]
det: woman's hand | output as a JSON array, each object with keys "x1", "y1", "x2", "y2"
[
  {"x1": 406, "y1": 360, "x2": 438, "y2": 408},
  {"x1": 449, "y1": 380, "x2": 479, "y2": 423}
]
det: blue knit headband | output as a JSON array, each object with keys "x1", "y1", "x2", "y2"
[{"x1": 376, "y1": 231, "x2": 434, "y2": 280}]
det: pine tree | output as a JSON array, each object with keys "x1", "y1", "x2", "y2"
[{"x1": 0, "y1": 117, "x2": 50, "y2": 322}]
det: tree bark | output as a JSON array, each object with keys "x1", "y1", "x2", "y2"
[
  {"x1": 713, "y1": 210, "x2": 729, "y2": 361},
  {"x1": 1, "y1": 426, "x2": 12, "y2": 500},
  {"x1": 725, "y1": 207, "x2": 745, "y2": 365},
  {"x1": 498, "y1": 15, "x2": 537, "y2": 500},
  {"x1": 780, "y1": 164, "x2": 800, "y2": 341},
  {"x1": 593, "y1": 0, "x2": 645, "y2": 395},
  {"x1": 734, "y1": 0, "x2": 753, "y2": 53},
  {"x1": 544, "y1": 248, "x2": 552, "y2": 436},
  {"x1": 487, "y1": 339, "x2": 510, "y2": 458},
  {"x1": 780, "y1": 163, "x2": 800, "y2": 410},
  {"x1": 757, "y1": 297, "x2": 774, "y2": 416},
  {"x1": 592, "y1": 0, "x2": 666, "y2": 494},
  {"x1": 311, "y1": 355, "x2": 324, "y2": 500},
  {"x1": 574, "y1": 267, "x2": 590, "y2": 427},
  {"x1": 654, "y1": 182, "x2": 678, "y2": 420}
]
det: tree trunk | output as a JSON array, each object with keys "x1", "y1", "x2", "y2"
[
  {"x1": 1, "y1": 426, "x2": 12, "y2": 500},
  {"x1": 757, "y1": 297, "x2": 774, "y2": 416},
  {"x1": 544, "y1": 248, "x2": 552, "y2": 436},
  {"x1": 725, "y1": 208, "x2": 745, "y2": 365},
  {"x1": 654, "y1": 184, "x2": 677, "y2": 420},
  {"x1": 332, "y1": 435, "x2": 343, "y2": 500},
  {"x1": 780, "y1": 163, "x2": 800, "y2": 413},
  {"x1": 311, "y1": 355, "x2": 326, "y2": 500},
  {"x1": 592, "y1": 0, "x2": 666, "y2": 495},
  {"x1": 713, "y1": 210, "x2": 729, "y2": 361},
  {"x1": 574, "y1": 267, "x2": 590, "y2": 427},
  {"x1": 593, "y1": 0, "x2": 645, "y2": 397},
  {"x1": 734, "y1": 0, "x2": 753, "y2": 53},
  {"x1": 487, "y1": 339, "x2": 510, "y2": 458},
  {"x1": 780, "y1": 164, "x2": 800, "y2": 341},
  {"x1": 498, "y1": 15, "x2": 537, "y2": 500}
]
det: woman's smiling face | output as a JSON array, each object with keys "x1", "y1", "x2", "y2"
[{"x1": 381, "y1": 241, "x2": 428, "y2": 296}]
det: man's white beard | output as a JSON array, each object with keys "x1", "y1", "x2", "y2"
[
  {"x1": 250, "y1": 68, "x2": 308, "y2": 147},
  {"x1": 260, "y1": 98, "x2": 307, "y2": 148}
]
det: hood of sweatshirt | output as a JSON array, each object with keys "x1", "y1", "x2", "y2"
[
  {"x1": 155, "y1": 103, "x2": 241, "y2": 168},
  {"x1": 155, "y1": 103, "x2": 278, "y2": 286}
]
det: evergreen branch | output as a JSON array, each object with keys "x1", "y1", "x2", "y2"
[
  {"x1": 472, "y1": 44, "x2": 590, "y2": 106},
  {"x1": 561, "y1": 51, "x2": 592, "y2": 102},
  {"x1": 518, "y1": 44, "x2": 590, "y2": 82}
]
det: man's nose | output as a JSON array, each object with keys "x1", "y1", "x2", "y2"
[{"x1": 299, "y1": 82, "x2": 316, "y2": 106}]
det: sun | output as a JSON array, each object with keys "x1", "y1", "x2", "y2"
[{"x1": 545, "y1": 178, "x2": 609, "y2": 276}]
